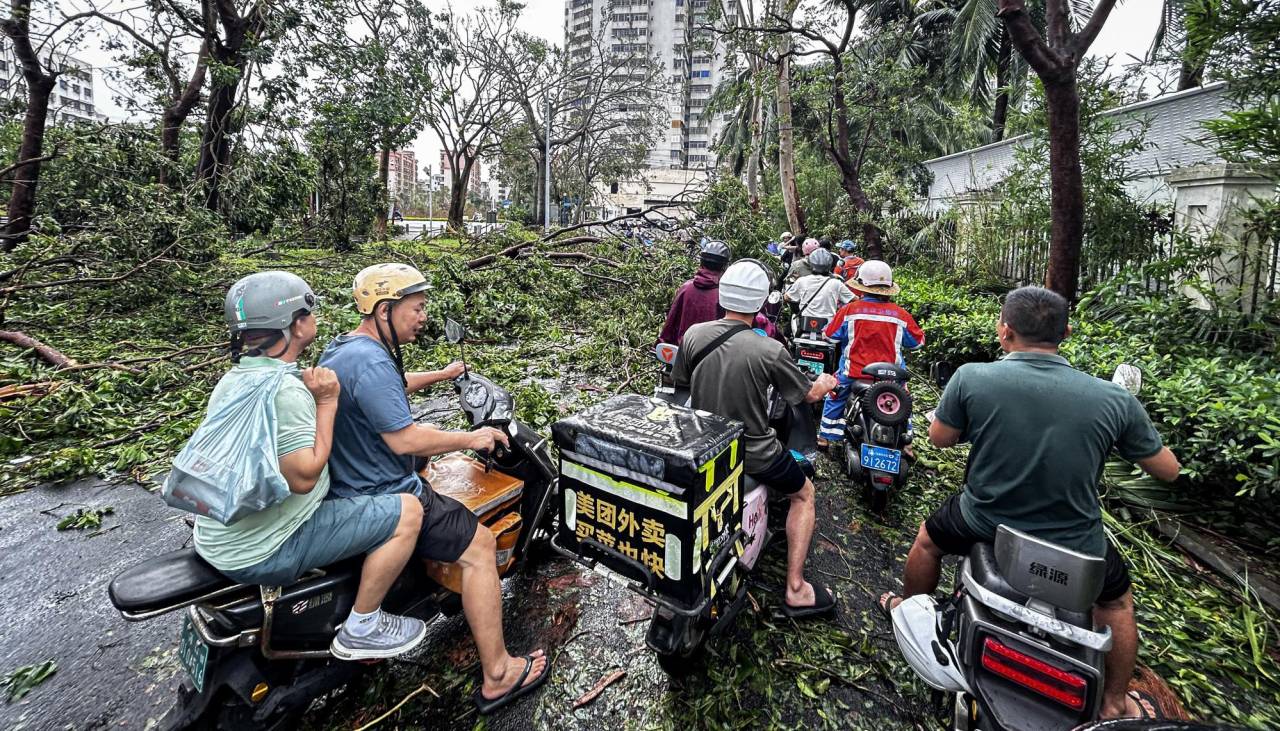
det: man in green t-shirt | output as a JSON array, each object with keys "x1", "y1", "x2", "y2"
[
  {"x1": 880, "y1": 286, "x2": 1180, "y2": 720},
  {"x1": 193, "y1": 271, "x2": 427, "y2": 661}
]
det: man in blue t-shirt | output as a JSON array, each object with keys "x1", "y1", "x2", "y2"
[
  {"x1": 880, "y1": 286, "x2": 1180, "y2": 721},
  {"x1": 320, "y1": 263, "x2": 549, "y2": 714}
]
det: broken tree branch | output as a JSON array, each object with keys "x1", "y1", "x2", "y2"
[{"x1": 0, "y1": 330, "x2": 77, "y2": 367}]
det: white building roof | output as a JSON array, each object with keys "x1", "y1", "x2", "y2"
[{"x1": 921, "y1": 82, "x2": 1233, "y2": 210}]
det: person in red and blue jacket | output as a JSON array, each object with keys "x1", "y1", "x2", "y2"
[{"x1": 818, "y1": 260, "x2": 925, "y2": 448}]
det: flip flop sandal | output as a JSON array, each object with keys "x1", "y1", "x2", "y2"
[
  {"x1": 473, "y1": 652, "x2": 552, "y2": 715},
  {"x1": 781, "y1": 582, "x2": 836, "y2": 619},
  {"x1": 877, "y1": 591, "x2": 902, "y2": 618},
  {"x1": 1127, "y1": 689, "x2": 1163, "y2": 720}
]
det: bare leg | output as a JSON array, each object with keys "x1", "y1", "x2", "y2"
[
  {"x1": 784, "y1": 480, "x2": 817, "y2": 607},
  {"x1": 1097, "y1": 591, "x2": 1141, "y2": 719},
  {"x1": 902, "y1": 522, "x2": 945, "y2": 598},
  {"x1": 455, "y1": 525, "x2": 547, "y2": 699},
  {"x1": 353, "y1": 494, "x2": 423, "y2": 614}
]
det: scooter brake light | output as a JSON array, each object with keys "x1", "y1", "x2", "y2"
[{"x1": 980, "y1": 636, "x2": 1087, "y2": 711}]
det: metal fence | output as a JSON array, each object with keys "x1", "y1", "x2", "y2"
[{"x1": 894, "y1": 208, "x2": 1279, "y2": 311}]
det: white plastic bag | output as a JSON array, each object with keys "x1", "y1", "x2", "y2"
[{"x1": 161, "y1": 363, "x2": 295, "y2": 525}]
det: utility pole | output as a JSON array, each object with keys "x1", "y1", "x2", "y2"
[{"x1": 543, "y1": 96, "x2": 552, "y2": 232}]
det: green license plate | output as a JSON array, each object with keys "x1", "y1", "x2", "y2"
[{"x1": 178, "y1": 613, "x2": 210, "y2": 692}]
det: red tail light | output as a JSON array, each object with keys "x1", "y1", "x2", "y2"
[
  {"x1": 981, "y1": 636, "x2": 1087, "y2": 711},
  {"x1": 874, "y1": 476, "x2": 893, "y2": 484}
]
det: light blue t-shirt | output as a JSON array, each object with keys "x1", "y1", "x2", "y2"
[{"x1": 319, "y1": 335, "x2": 421, "y2": 498}]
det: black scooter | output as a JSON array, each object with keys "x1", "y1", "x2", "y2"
[
  {"x1": 839, "y1": 362, "x2": 914, "y2": 514},
  {"x1": 107, "y1": 320, "x2": 557, "y2": 730}
]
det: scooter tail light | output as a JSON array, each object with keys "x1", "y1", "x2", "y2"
[
  {"x1": 873, "y1": 475, "x2": 893, "y2": 484},
  {"x1": 980, "y1": 636, "x2": 1087, "y2": 711}
]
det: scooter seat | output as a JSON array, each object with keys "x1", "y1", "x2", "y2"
[
  {"x1": 968, "y1": 543, "x2": 1093, "y2": 628},
  {"x1": 109, "y1": 547, "x2": 239, "y2": 616}
]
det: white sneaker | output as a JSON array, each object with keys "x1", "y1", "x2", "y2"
[{"x1": 330, "y1": 612, "x2": 426, "y2": 660}]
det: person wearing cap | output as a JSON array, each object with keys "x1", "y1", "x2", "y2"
[
  {"x1": 196, "y1": 271, "x2": 429, "y2": 661},
  {"x1": 819, "y1": 261, "x2": 925, "y2": 449},
  {"x1": 319, "y1": 263, "x2": 549, "y2": 713},
  {"x1": 671, "y1": 261, "x2": 840, "y2": 619},
  {"x1": 834, "y1": 240, "x2": 864, "y2": 282},
  {"x1": 658, "y1": 239, "x2": 733, "y2": 346},
  {"x1": 658, "y1": 241, "x2": 784, "y2": 345},
  {"x1": 784, "y1": 238, "x2": 820, "y2": 284},
  {"x1": 784, "y1": 249, "x2": 855, "y2": 322}
]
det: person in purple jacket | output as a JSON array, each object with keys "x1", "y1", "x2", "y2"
[
  {"x1": 658, "y1": 240, "x2": 732, "y2": 345},
  {"x1": 659, "y1": 240, "x2": 783, "y2": 345}
]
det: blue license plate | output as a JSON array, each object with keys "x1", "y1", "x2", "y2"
[
  {"x1": 178, "y1": 614, "x2": 209, "y2": 692},
  {"x1": 797, "y1": 359, "x2": 825, "y2": 376},
  {"x1": 860, "y1": 444, "x2": 902, "y2": 474}
]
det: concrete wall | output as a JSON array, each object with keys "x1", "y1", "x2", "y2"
[{"x1": 921, "y1": 83, "x2": 1234, "y2": 212}]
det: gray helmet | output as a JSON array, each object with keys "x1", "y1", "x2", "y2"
[
  {"x1": 699, "y1": 239, "x2": 731, "y2": 271},
  {"x1": 808, "y1": 248, "x2": 836, "y2": 275},
  {"x1": 224, "y1": 271, "x2": 316, "y2": 335}
]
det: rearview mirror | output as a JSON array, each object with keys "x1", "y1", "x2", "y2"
[
  {"x1": 767, "y1": 291, "x2": 782, "y2": 305},
  {"x1": 929, "y1": 361, "x2": 955, "y2": 389},
  {"x1": 444, "y1": 318, "x2": 466, "y2": 344}
]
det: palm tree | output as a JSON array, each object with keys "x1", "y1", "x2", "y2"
[
  {"x1": 918, "y1": 0, "x2": 1039, "y2": 142},
  {"x1": 1147, "y1": 0, "x2": 1213, "y2": 90}
]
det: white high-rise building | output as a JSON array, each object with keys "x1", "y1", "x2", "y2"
[
  {"x1": 0, "y1": 47, "x2": 106, "y2": 125},
  {"x1": 564, "y1": 0, "x2": 734, "y2": 172}
]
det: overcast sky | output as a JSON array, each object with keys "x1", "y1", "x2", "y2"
[{"x1": 79, "y1": 0, "x2": 1166, "y2": 177}]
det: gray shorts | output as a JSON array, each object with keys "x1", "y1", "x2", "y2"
[{"x1": 222, "y1": 494, "x2": 402, "y2": 587}]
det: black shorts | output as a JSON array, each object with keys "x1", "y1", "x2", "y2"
[
  {"x1": 748, "y1": 450, "x2": 809, "y2": 496},
  {"x1": 923, "y1": 493, "x2": 1132, "y2": 603},
  {"x1": 413, "y1": 487, "x2": 480, "y2": 563}
]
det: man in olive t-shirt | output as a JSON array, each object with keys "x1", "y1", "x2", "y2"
[
  {"x1": 673, "y1": 260, "x2": 839, "y2": 617},
  {"x1": 882, "y1": 286, "x2": 1180, "y2": 721}
]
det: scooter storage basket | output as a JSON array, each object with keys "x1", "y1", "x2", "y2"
[{"x1": 552, "y1": 394, "x2": 744, "y2": 609}]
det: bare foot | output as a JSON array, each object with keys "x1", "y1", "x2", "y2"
[
  {"x1": 1100, "y1": 691, "x2": 1155, "y2": 720},
  {"x1": 878, "y1": 591, "x2": 902, "y2": 614},
  {"x1": 785, "y1": 581, "x2": 816, "y2": 608},
  {"x1": 482, "y1": 649, "x2": 548, "y2": 700}
]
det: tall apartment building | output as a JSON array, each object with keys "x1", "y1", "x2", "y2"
[
  {"x1": 0, "y1": 48, "x2": 106, "y2": 125},
  {"x1": 439, "y1": 149, "x2": 482, "y2": 191},
  {"x1": 386, "y1": 148, "x2": 417, "y2": 202},
  {"x1": 563, "y1": 0, "x2": 733, "y2": 172}
]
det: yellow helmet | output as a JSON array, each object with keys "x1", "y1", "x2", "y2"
[{"x1": 352, "y1": 263, "x2": 429, "y2": 315}]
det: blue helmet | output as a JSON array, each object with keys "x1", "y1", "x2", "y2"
[{"x1": 838, "y1": 239, "x2": 856, "y2": 252}]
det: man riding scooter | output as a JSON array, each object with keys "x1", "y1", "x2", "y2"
[
  {"x1": 318, "y1": 263, "x2": 550, "y2": 714},
  {"x1": 194, "y1": 272, "x2": 427, "y2": 660},
  {"x1": 658, "y1": 239, "x2": 781, "y2": 345},
  {"x1": 879, "y1": 286, "x2": 1181, "y2": 721},
  {"x1": 671, "y1": 261, "x2": 840, "y2": 618}
]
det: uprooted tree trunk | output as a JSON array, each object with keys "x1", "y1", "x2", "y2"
[
  {"x1": 776, "y1": 48, "x2": 806, "y2": 238},
  {"x1": 1, "y1": 0, "x2": 58, "y2": 250},
  {"x1": 998, "y1": 0, "x2": 1118, "y2": 301}
]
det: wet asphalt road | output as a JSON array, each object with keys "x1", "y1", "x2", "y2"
[
  {"x1": 0, "y1": 380, "x2": 932, "y2": 731},
  {"x1": 0, "y1": 479, "x2": 189, "y2": 730}
]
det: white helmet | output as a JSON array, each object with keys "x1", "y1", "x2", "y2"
[
  {"x1": 719, "y1": 260, "x2": 771, "y2": 314},
  {"x1": 779, "y1": 231, "x2": 794, "y2": 243},
  {"x1": 890, "y1": 595, "x2": 971, "y2": 693}
]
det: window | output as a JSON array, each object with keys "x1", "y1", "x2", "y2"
[
  {"x1": 59, "y1": 80, "x2": 68, "y2": 90},
  {"x1": 689, "y1": 140, "x2": 707, "y2": 148},
  {"x1": 670, "y1": 150, "x2": 681, "y2": 159},
  {"x1": 610, "y1": 182, "x2": 619, "y2": 193}
]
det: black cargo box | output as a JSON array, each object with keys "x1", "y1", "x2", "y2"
[{"x1": 552, "y1": 394, "x2": 744, "y2": 608}]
